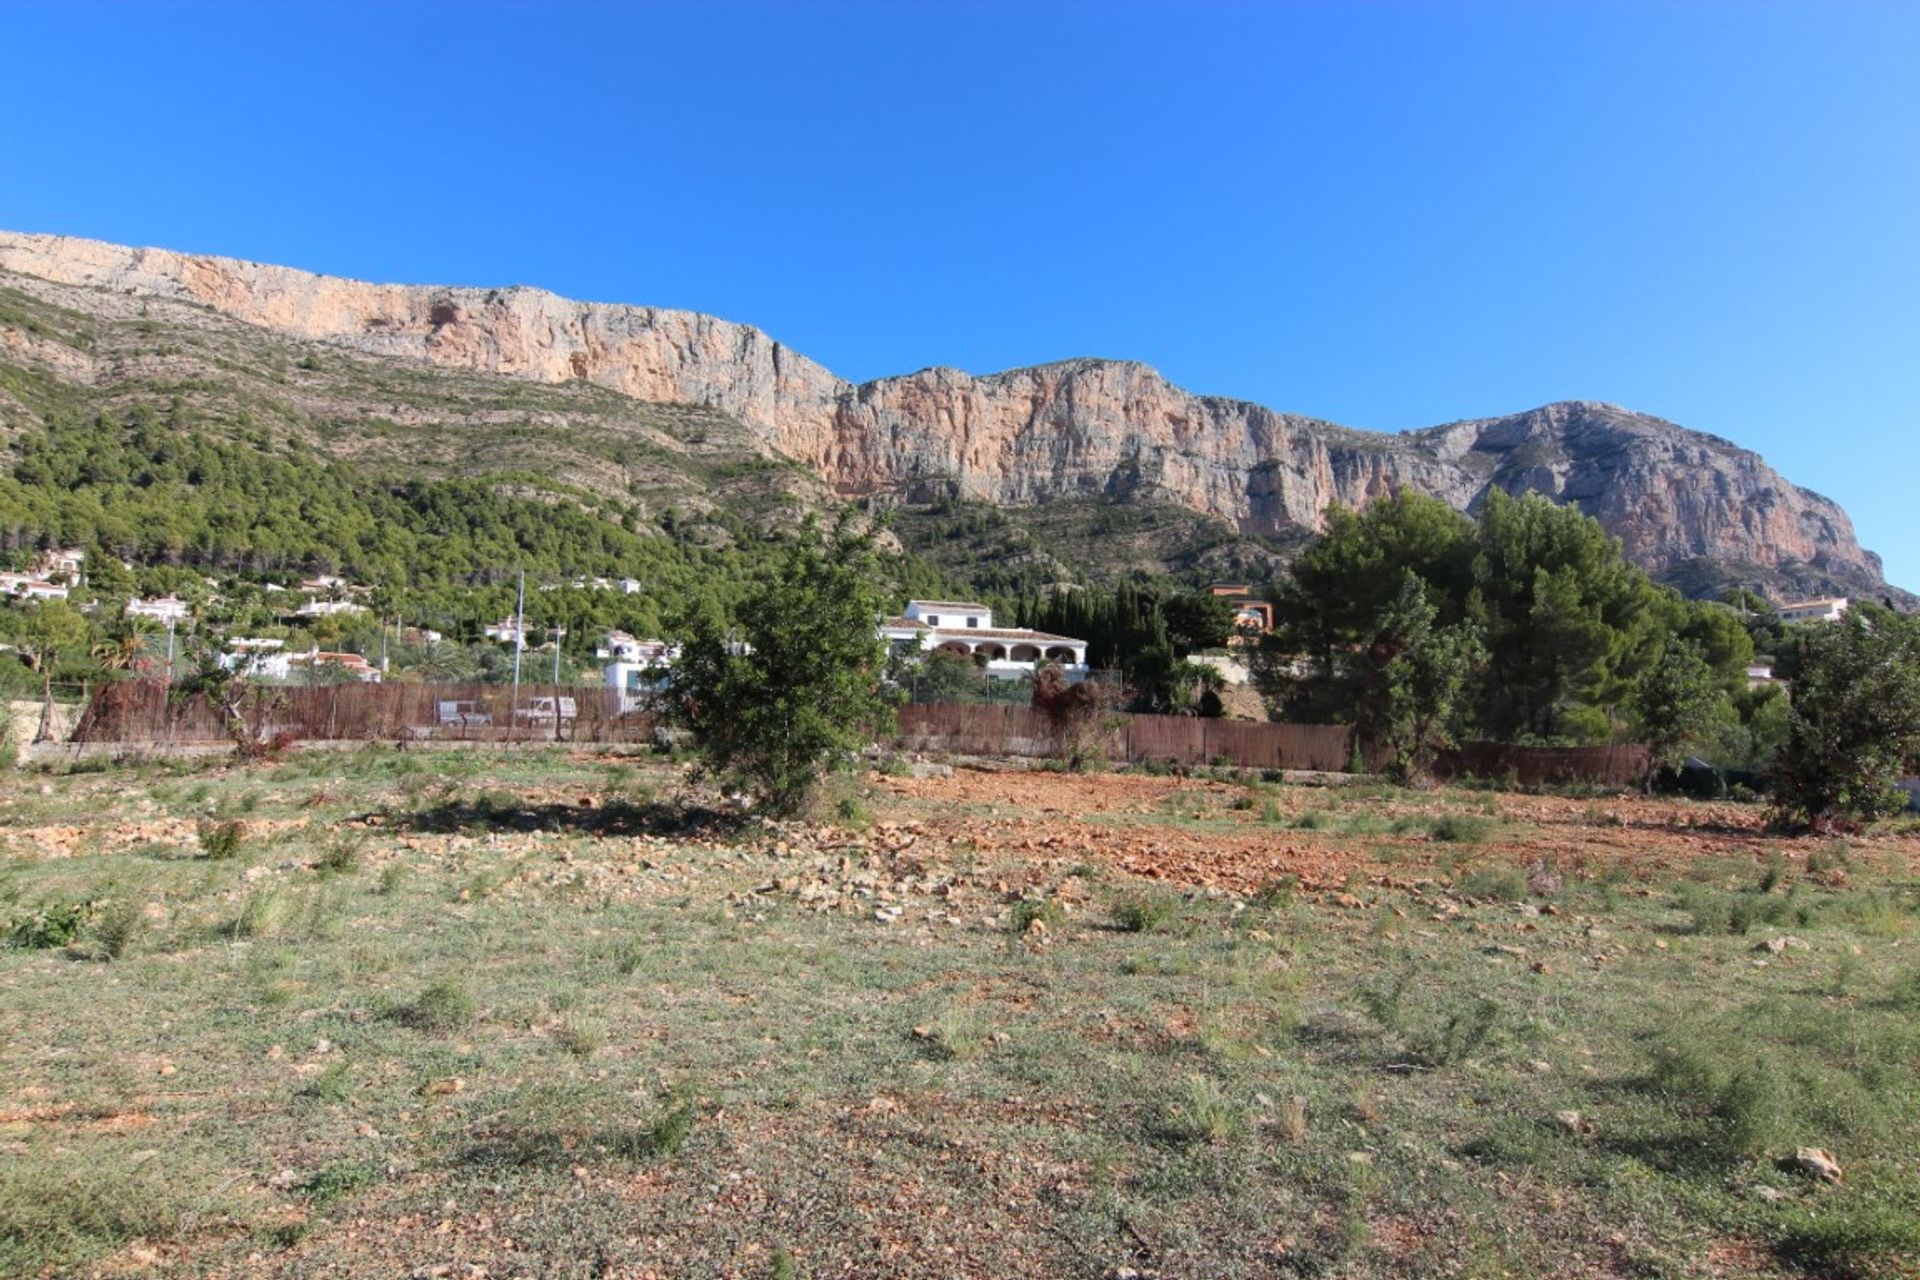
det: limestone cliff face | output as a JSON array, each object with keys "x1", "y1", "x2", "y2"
[{"x1": 0, "y1": 230, "x2": 1888, "y2": 591}]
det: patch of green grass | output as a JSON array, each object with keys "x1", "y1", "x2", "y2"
[
  {"x1": 388, "y1": 978, "x2": 476, "y2": 1032},
  {"x1": 195, "y1": 817, "x2": 246, "y2": 860},
  {"x1": 1428, "y1": 813, "x2": 1496, "y2": 843}
]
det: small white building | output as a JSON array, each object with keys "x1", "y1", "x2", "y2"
[
  {"x1": 486, "y1": 618, "x2": 564, "y2": 646},
  {"x1": 1, "y1": 573, "x2": 70, "y2": 601},
  {"x1": 602, "y1": 638, "x2": 678, "y2": 713},
  {"x1": 126, "y1": 595, "x2": 191, "y2": 624},
  {"x1": 295, "y1": 598, "x2": 369, "y2": 619},
  {"x1": 1779, "y1": 597, "x2": 1849, "y2": 623},
  {"x1": 881, "y1": 600, "x2": 1089, "y2": 681},
  {"x1": 286, "y1": 649, "x2": 381, "y2": 683}
]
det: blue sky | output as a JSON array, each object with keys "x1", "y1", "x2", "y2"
[{"x1": 2, "y1": 0, "x2": 1915, "y2": 588}]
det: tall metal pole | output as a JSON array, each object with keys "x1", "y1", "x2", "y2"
[
  {"x1": 510, "y1": 570, "x2": 525, "y2": 735},
  {"x1": 551, "y1": 625, "x2": 561, "y2": 684}
]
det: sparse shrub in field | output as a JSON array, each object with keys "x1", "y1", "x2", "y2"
[
  {"x1": 90, "y1": 897, "x2": 146, "y2": 960},
  {"x1": 1259, "y1": 797, "x2": 1283, "y2": 823},
  {"x1": 1358, "y1": 969, "x2": 1415, "y2": 1033},
  {"x1": 833, "y1": 793, "x2": 867, "y2": 826},
  {"x1": 302, "y1": 1060, "x2": 352, "y2": 1104},
  {"x1": 912, "y1": 1007, "x2": 985, "y2": 1062},
  {"x1": 317, "y1": 836, "x2": 361, "y2": 876},
  {"x1": 1156, "y1": 1077, "x2": 1244, "y2": 1145},
  {"x1": 375, "y1": 864, "x2": 407, "y2": 896},
  {"x1": 300, "y1": 1160, "x2": 377, "y2": 1206},
  {"x1": 1415, "y1": 995, "x2": 1504, "y2": 1066},
  {"x1": 1428, "y1": 813, "x2": 1495, "y2": 843},
  {"x1": 614, "y1": 1094, "x2": 698, "y2": 1161},
  {"x1": 554, "y1": 1014, "x2": 606, "y2": 1058},
  {"x1": 1806, "y1": 840, "x2": 1853, "y2": 875},
  {"x1": 1292, "y1": 809, "x2": 1329, "y2": 831},
  {"x1": 1113, "y1": 893, "x2": 1177, "y2": 933},
  {"x1": 5, "y1": 897, "x2": 99, "y2": 950},
  {"x1": 196, "y1": 817, "x2": 246, "y2": 860},
  {"x1": 769, "y1": 1247, "x2": 799, "y2": 1280},
  {"x1": 1009, "y1": 896, "x2": 1064, "y2": 935},
  {"x1": 1644, "y1": 1040, "x2": 1790, "y2": 1161},
  {"x1": 1454, "y1": 864, "x2": 1527, "y2": 902},
  {"x1": 1250, "y1": 874, "x2": 1298, "y2": 912},
  {"x1": 389, "y1": 978, "x2": 476, "y2": 1031},
  {"x1": 1677, "y1": 883, "x2": 1794, "y2": 936},
  {"x1": 231, "y1": 887, "x2": 288, "y2": 939},
  {"x1": 1773, "y1": 1203, "x2": 1920, "y2": 1280}
]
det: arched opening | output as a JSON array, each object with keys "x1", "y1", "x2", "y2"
[
  {"x1": 976, "y1": 643, "x2": 1008, "y2": 661},
  {"x1": 1010, "y1": 643, "x2": 1040, "y2": 662},
  {"x1": 1044, "y1": 646, "x2": 1078, "y2": 663},
  {"x1": 934, "y1": 640, "x2": 972, "y2": 658}
]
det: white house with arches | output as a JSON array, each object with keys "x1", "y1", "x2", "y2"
[{"x1": 881, "y1": 600, "x2": 1089, "y2": 681}]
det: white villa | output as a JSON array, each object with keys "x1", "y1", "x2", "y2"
[
  {"x1": 881, "y1": 600, "x2": 1089, "y2": 681},
  {"x1": 1778, "y1": 597, "x2": 1849, "y2": 624},
  {"x1": 126, "y1": 595, "x2": 191, "y2": 623},
  {"x1": 0, "y1": 572, "x2": 70, "y2": 601},
  {"x1": 486, "y1": 618, "x2": 565, "y2": 646},
  {"x1": 600, "y1": 634, "x2": 679, "y2": 712},
  {"x1": 295, "y1": 598, "x2": 369, "y2": 619}
]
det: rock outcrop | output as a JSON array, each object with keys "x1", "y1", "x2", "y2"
[{"x1": 0, "y1": 230, "x2": 1891, "y2": 596}]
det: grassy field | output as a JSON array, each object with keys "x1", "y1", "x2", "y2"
[{"x1": 2, "y1": 747, "x2": 1918, "y2": 1279}]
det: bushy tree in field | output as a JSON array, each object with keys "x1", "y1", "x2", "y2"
[
  {"x1": 669, "y1": 523, "x2": 895, "y2": 816},
  {"x1": 5, "y1": 601, "x2": 91, "y2": 742},
  {"x1": 1362, "y1": 573, "x2": 1486, "y2": 783},
  {"x1": 1629, "y1": 636, "x2": 1732, "y2": 787},
  {"x1": 1772, "y1": 604, "x2": 1920, "y2": 832}
]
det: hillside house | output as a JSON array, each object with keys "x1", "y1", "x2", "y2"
[
  {"x1": 1779, "y1": 597, "x2": 1849, "y2": 623},
  {"x1": 598, "y1": 635, "x2": 678, "y2": 712},
  {"x1": 285, "y1": 650, "x2": 380, "y2": 683},
  {"x1": 0, "y1": 573, "x2": 70, "y2": 601},
  {"x1": 294, "y1": 599, "x2": 368, "y2": 619},
  {"x1": 126, "y1": 595, "x2": 190, "y2": 623},
  {"x1": 1207, "y1": 584, "x2": 1274, "y2": 641},
  {"x1": 485, "y1": 618, "x2": 565, "y2": 645},
  {"x1": 882, "y1": 600, "x2": 1088, "y2": 680}
]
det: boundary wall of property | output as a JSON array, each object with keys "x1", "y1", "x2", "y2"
[
  {"x1": 68, "y1": 680, "x2": 656, "y2": 746},
  {"x1": 894, "y1": 703, "x2": 1650, "y2": 786},
  {"x1": 58, "y1": 685, "x2": 1650, "y2": 787}
]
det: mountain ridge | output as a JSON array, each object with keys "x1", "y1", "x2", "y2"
[{"x1": 0, "y1": 229, "x2": 1900, "y2": 604}]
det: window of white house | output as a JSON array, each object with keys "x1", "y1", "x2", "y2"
[
  {"x1": 926, "y1": 615, "x2": 940, "y2": 626},
  {"x1": 967, "y1": 617, "x2": 979, "y2": 628}
]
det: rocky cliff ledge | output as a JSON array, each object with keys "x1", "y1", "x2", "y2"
[{"x1": 0, "y1": 230, "x2": 1888, "y2": 595}]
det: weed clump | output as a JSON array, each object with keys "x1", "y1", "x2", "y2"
[
  {"x1": 1429, "y1": 814, "x2": 1495, "y2": 843},
  {"x1": 389, "y1": 978, "x2": 476, "y2": 1031},
  {"x1": 4, "y1": 898, "x2": 98, "y2": 950},
  {"x1": 1113, "y1": 893, "x2": 1178, "y2": 933},
  {"x1": 196, "y1": 818, "x2": 246, "y2": 861}
]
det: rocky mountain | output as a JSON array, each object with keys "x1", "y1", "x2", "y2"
[{"x1": 0, "y1": 230, "x2": 1899, "y2": 602}]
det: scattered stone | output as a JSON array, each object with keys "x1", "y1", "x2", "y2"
[
  {"x1": 1553, "y1": 1110, "x2": 1595, "y2": 1137},
  {"x1": 1754, "y1": 935, "x2": 1807, "y2": 955},
  {"x1": 1785, "y1": 1147, "x2": 1843, "y2": 1184},
  {"x1": 421, "y1": 1077, "x2": 465, "y2": 1096},
  {"x1": 1751, "y1": 1185, "x2": 1787, "y2": 1204}
]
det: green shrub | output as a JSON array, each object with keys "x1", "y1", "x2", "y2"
[
  {"x1": 389, "y1": 978, "x2": 476, "y2": 1031},
  {"x1": 1454, "y1": 865, "x2": 1527, "y2": 902},
  {"x1": 1429, "y1": 814, "x2": 1495, "y2": 843},
  {"x1": 300, "y1": 1160, "x2": 378, "y2": 1206},
  {"x1": 1009, "y1": 897, "x2": 1064, "y2": 935},
  {"x1": 196, "y1": 818, "x2": 246, "y2": 860},
  {"x1": 90, "y1": 897, "x2": 146, "y2": 960},
  {"x1": 317, "y1": 836, "x2": 361, "y2": 876},
  {"x1": 1113, "y1": 894, "x2": 1178, "y2": 933},
  {"x1": 5, "y1": 898, "x2": 98, "y2": 949}
]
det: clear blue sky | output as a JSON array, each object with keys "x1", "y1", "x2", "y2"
[{"x1": 3, "y1": 0, "x2": 1915, "y2": 588}]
